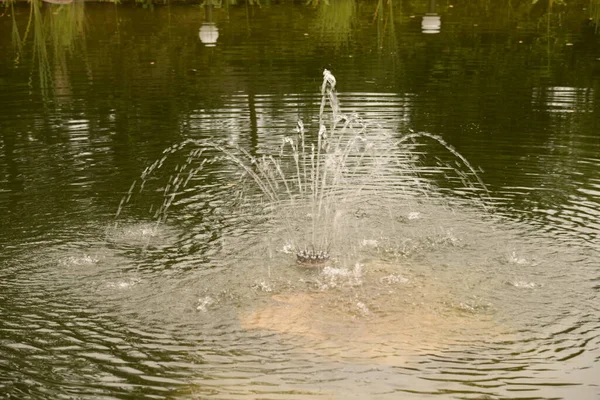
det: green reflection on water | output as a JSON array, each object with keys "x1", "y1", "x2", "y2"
[
  {"x1": 1, "y1": 0, "x2": 598, "y2": 201},
  {"x1": 591, "y1": 0, "x2": 600, "y2": 31},
  {"x1": 8, "y1": 0, "x2": 86, "y2": 101},
  {"x1": 313, "y1": 0, "x2": 356, "y2": 48}
]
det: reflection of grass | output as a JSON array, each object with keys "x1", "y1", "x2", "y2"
[
  {"x1": 315, "y1": 0, "x2": 356, "y2": 48},
  {"x1": 48, "y1": 1, "x2": 86, "y2": 101},
  {"x1": 374, "y1": 0, "x2": 398, "y2": 54},
  {"x1": 10, "y1": 3, "x2": 23, "y2": 64},
  {"x1": 48, "y1": 1, "x2": 86, "y2": 53},
  {"x1": 31, "y1": 0, "x2": 52, "y2": 98},
  {"x1": 10, "y1": 0, "x2": 87, "y2": 101},
  {"x1": 591, "y1": 0, "x2": 600, "y2": 31}
]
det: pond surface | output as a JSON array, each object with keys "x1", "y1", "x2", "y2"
[{"x1": 1, "y1": 1, "x2": 599, "y2": 399}]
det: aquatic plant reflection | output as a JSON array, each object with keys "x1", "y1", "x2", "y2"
[
  {"x1": 8, "y1": 1, "x2": 23, "y2": 65},
  {"x1": 30, "y1": 0, "x2": 52, "y2": 98},
  {"x1": 11, "y1": 0, "x2": 86, "y2": 102},
  {"x1": 313, "y1": 0, "x2": 356, "y2": 48},
  {"x1": 591, "y1": 0, "x2": 600, "y2": 31},
  {"x1": 374, "y1": 0, "x2": 399, "y2": 54}
]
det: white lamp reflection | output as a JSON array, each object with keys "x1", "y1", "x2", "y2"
[
  {"x1": 199, "y1": 3, "x2": 219, "y2": 47},
  {"x1": 422, "y1": 0, "x2": 441, "y2": 34}
]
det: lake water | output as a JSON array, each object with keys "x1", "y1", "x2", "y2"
[{"x1": 1, "y1": 1, "x2": 599, "y2": 399}]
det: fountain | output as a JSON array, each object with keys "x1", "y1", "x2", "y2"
[{"x1": 114, "y1": 69, "x2": 487, "y2": 271}]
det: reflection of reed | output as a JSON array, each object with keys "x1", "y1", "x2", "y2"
[
  {"x1": 374, "y1": 0, "x2": 398, "y2": 54},
  {"x1": 31, "y1": 0, "x2": 53, "y2": 98},
  {"x1": 48, "y1": 1, "x2": 85, "y2": 52},
  {"x1": 314, "y1": 0, "x2": 356, "y2": 48},
  {"x1": 591, "y1": 0, "x2": 600, "y2": 31},
  {"x1": 15, "y1": 0, "x2": 87, "y2": 101},
  {"x1": 10, "y1": 2, "x2": 24, "y2": 64},
  {"x1": 48, "y1": 1, "x2": 86, "y2": 102}
]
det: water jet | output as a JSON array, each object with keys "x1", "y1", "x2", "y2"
[{"x1": 115, "y1": 69, "x2": 488, "y2": 270}]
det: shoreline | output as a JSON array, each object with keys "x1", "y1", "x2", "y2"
[{"x1": 2, "y1": 0, "x2": 209, "y2": 4}]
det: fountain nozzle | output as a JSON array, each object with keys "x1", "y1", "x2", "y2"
[{"x1": 296, "y1": 249, "x2": 330, "y2": 266}]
